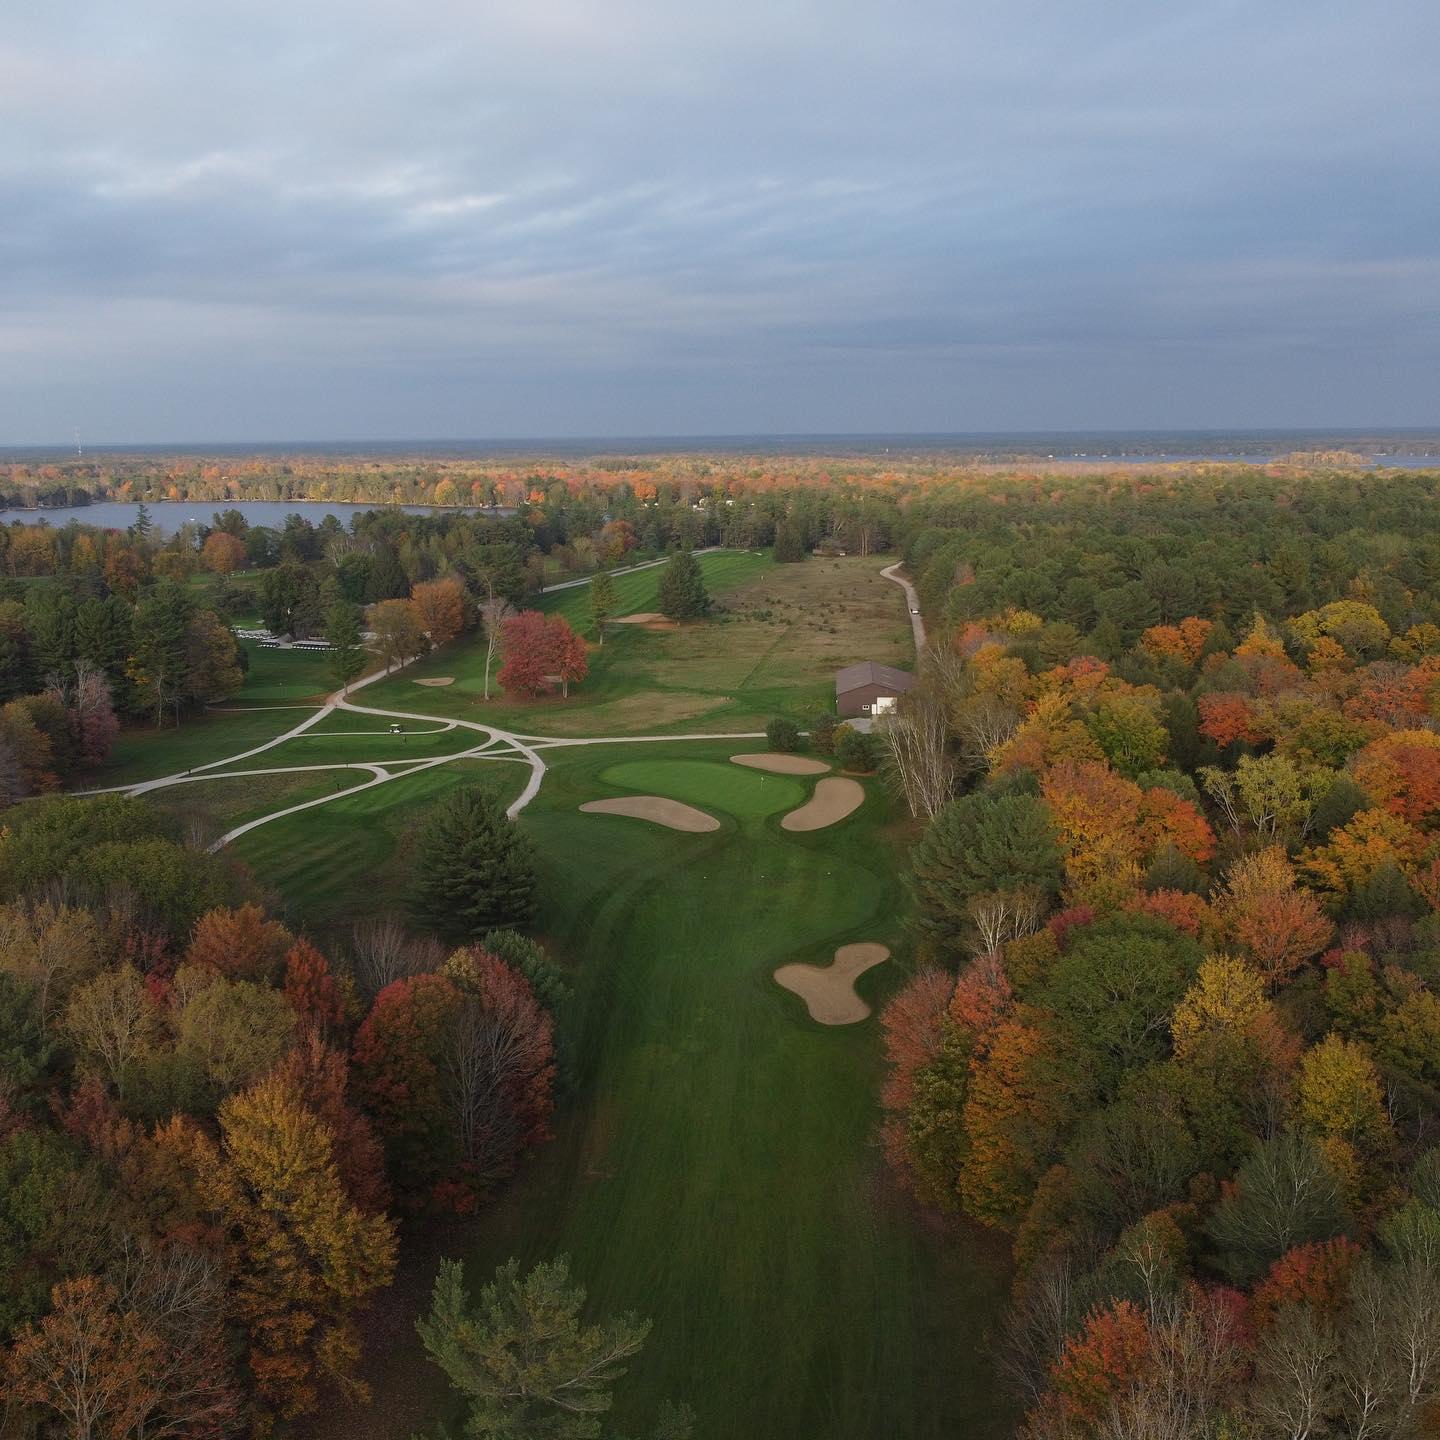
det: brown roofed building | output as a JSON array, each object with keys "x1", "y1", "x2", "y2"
[{"x1": 834, "y1": 660, "x2": 916, "y2": 719}]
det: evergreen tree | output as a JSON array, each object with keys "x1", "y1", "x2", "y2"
[
  {"x1": 74, "y1": 597, "x2": 134, "y2": 704},
  {"x1": 415, "y1": 1255, "x2": 655, "y2": 1440},
  {"x1": 26, "y1": 593, "x2": 77, "y2": 682},
  {"x1": 128, "y1": 501, "x2": 153, "y2": 542},
  {"x1": 409, "y1": 787, "x2": 538, "y2": 940},
  {"x1": 365, "y1": 546, "x2": 410, "y2": 602},
  {"x1": 0, "y1": 608, "x2": 34, "y2": 702},
  {"x1": 656, "y1": 551, "x2": 708, "y2": 621},
  {"x1": 325, "y1": 601, "x2": 366, "y2": 690},
  {"x1": 127, "y1": 582, "x2": 193, "y2": 726},
  {"x1": 908, "y1": 792, "x2": 1062, "y2": 956},
  {"x1": 589, "y1": 570, "x2": 617, "y2": 644}
]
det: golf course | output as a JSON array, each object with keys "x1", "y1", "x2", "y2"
[{"x1": 78, "y1": 550, "x2": 1014, "y2": 1438}]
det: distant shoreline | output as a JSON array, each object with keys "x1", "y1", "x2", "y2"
[{"x1": 3, "y1": 427, "x2": 1440, "y2": 464}]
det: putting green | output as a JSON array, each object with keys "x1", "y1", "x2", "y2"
[{"x1": 598, "y1": 758, "x2": 806, "y2": 820}]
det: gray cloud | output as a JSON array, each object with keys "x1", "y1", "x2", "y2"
[{"x1": 1, "y1": 0, "x2": 1438, "y2": 441}]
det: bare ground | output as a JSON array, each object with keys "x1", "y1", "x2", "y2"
[
  {"x1": 774, "y1": 943, "x2": 891, "y2": 1024},
  {"x1": 781, "y1": 777, "x2": 865, "y2": 831},
  {"x1": 731, "y1": 752, "x2": 831, "y2": 775},
  {"x1": 579, "y1": 796, "x2": 721, "y2": 831}
]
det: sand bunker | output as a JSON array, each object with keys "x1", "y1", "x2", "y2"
[
  {"x1": 774, "y1": 943, "x2": 890, "y2": 1024},
  {"x1": 579, "y1": 796, "x2": 720, "y2": 832},
  {"x1": 731, "y1": 752, "x2": 830, "y2": 775},
  {"x1": 612, "y1": 611, "x2": 664, "y2": 624},
  {"x1": 781, "y1": 777, "x2": 865, "y2": 831},
  {"x1": 413, "y1": 676, "x2": 455, "y2": 687}
]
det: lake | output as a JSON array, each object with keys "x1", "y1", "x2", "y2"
[{"x1": 0, "y1": 499, "x2": 510, "y2": 534}]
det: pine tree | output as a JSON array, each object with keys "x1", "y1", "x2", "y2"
[
  {"x1": 409, "y1": 787, "x2": 539, "y2": 940},
  {"x1": 656, "y1": 551, "x2": 708, "y2": 621},
  {"x1": 589, "y1": 570, "x2": 617, "y2": 644},
  {"x1": 74, "y1": 597, "x2": 133, "y2": 699},
  {"x1": 415, "y1": 1255, "x2": 651, "y2": 1439},
  {"x1": 325, "y1": 601, "x2": 366, "y2": 690},
  {"x1": 126, "y1": 582, "x2": 193, "y2": 726}
]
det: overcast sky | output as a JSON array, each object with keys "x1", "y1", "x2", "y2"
[{"x1": 3, "y1": 0, "x2": 1438, "y2": 443}]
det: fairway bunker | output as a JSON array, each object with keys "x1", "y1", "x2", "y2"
[
  {"x1": 579, "y1": 796, "x2": 720, "y2": 832},
  {"x1": 781, "y1": 776, "x2": 865, "y2": 830},
  {"x1": 413, "y1": 676, "x2": 455, "y2": 686},
  {"x1": 774, "y1": 943, "x2": 890, "y2": 1024},
  {"x1": 611, "y1": 611, "x2": 664, "y2": 624},
  {"x1": 730, "y1": 752, "x2": 830, "y2": 775}
]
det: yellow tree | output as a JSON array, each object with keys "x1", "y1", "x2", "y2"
[
  {"x1": 410, "y1": 578, "x2": 467, "y2": 648},
  {"x1": 195, "y1": 1074, "x2": 397, "y2": 1424},
  {"x1": 1294, "y1": 1033, "x2": 1392, "y2": 1196},
  {"x1": 1171, "y1": 953, "x2": 1270, "y2": 1060}
]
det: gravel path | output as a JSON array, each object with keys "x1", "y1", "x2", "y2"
[{"x1": 880, "y1": 560, "x2": 926, "y2": 656}]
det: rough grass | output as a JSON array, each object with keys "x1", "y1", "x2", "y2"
[
  {"x1": 141, "y1": 770, "x2": 341, "y2": 844},
  {"x1": 235, "y1": 640, "x2": 336, "y2": 701},
  {"x1": 315, "y1": 743, "x2": 1013, "y2": 1440},
  {"x1": 362, "y1": 552, "x2": 914, "y2": 736}
]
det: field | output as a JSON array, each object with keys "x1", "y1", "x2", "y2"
[
  {"x1": 365, "y1": 552, "x2": 913, "y2": 736},
  {"x1": 233, "y1": 640, "x2": 337, "y2": 701}
]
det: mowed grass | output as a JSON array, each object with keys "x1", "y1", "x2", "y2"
[
  {"x1": 229, "y1": 757, "x2": 528, "y2": 934},
  {"x1": 597, "y1": 757, "x2": 806, "y2": 820},
  {"x1": 363, "y1": 552, "x2": 915, "y2": 737},
  {"x1": 93, "y1": 706, "x2": 319, "y2": 786},
  {"x1": 235, "y1": 640, "x2": 336, "y2": 701},
  {"x1": 536, "y1": 550, "x2": 769, "y2": 628},
  {"x1": 328, "y1": 743, "x2": 1012, "y2": 1440}
]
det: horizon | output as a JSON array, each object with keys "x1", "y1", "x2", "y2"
[{"x1": 2, "y1": 423, "x2": 1440, "y2": 457}]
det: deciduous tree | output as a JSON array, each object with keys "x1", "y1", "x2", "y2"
[{"x1": 195, "y1": 1074, "x2": 397, "y2": 1422}]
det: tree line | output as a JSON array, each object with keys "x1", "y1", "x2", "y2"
[{"x1": 875, "y1": 470, "x2": 1440, "y2": 1435}]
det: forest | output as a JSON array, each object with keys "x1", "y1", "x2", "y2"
[{"x1": 877, "y1": 467, "x2": 1440, "y2": 1437}]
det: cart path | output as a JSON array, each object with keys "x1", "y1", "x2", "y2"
[
  {"x1": 880, "y1": 561, "x2": 926, "y2": 655},
  {"x1": 71, "y1": 557, "x2": 896, "y2": 851}
]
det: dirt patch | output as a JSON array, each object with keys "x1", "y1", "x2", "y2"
[
  {"x1": 612, "y1": 611, "x2": 665, "y2": 624},
  {"x1": 579, "y1": 796, "x2": 720, "y2": 832},
  {"x1": 781, "y1": 776, "x2": 865, "y2": 831},
  {"x1": 731, "y1": 752, "x2": 830, "y2": 775},
  {"x1": 774, "y1": 942, "x2": 890, "y2": 1024},
  {"x1": 413, "y1": 676, "x2": 455, "y2": 687}
]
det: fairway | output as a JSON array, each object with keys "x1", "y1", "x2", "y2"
[
  {"x1": 235, "y1": 640, "x2": 336, "y2": 700},
  {"x1": 329, "y1": 745, "x2": 1013, "y2": 1440}
]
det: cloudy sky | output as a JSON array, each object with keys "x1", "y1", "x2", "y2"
[{"x1": 3, "y1": 0, "x2": 1438, "y2": 442}]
